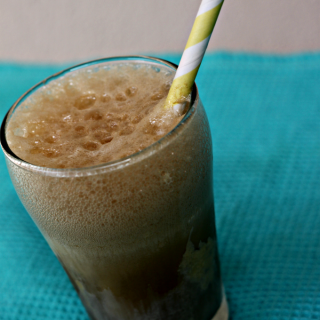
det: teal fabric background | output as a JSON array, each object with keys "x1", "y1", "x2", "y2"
[{"x1": 0, "y1": 52, "x2": 320, "y2": 319}]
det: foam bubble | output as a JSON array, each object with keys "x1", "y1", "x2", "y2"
[
  {"x1": 75, "y1": 94, "x2": 97, "y2": 110},
  {"x1": 6, "y1": 63, "x2": 188, "y2": 169}
]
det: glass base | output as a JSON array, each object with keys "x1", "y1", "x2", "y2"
[{"x1": 212, "y1": 292, "x2": 229, "y2": 320}]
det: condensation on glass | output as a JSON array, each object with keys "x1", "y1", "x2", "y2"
[{"x1": 0, "y1": 56, "x2": 228, "y2": 320}]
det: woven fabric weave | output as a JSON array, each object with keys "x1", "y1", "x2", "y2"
[{"x1": 0, "y1": 53, "x2": 320, "y2": 319}]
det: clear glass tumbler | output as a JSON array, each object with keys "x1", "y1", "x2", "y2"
[{"x1": 0, "y1": 56, "x2": 228, "y2": 320}]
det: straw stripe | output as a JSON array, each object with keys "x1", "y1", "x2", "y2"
[
  {"x1": 165, "y1": 0, "x2": 224, "y2": 110},
  {"x1": 174, "y1": 37, "x2": 209, "y2": 79},
  {"x1": 185, "y1": 2, "x2": 224, "y2": 49},
  {"x1": 197, "y1": 0, "x2": 223, "y2": 17}
]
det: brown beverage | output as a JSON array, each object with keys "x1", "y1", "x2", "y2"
[
  {"x1": 6, "y1": 62, "x2": 184, "y2": 169},
  {"x1": 1, "y1": 56, "x2": 226, "y2": 320}
]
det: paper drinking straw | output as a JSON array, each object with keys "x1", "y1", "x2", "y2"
[{"x1": 165, "y1": 0, "x2": 224, "y2": 113}]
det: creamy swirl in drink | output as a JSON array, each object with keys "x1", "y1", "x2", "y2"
[{"x1": 3, "y1": 58, "x2": 223, "y2": 320}]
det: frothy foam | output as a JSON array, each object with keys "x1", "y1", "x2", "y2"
[
  {"x1": 6, "y1": 63, "x2": 186, "y2": 168},
  {"x1": 4, "y1": 59, "x2": 223, "y2": 319}
]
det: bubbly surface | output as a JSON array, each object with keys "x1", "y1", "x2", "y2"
[
  {"x1": 4, "y1": 60, "x2": 223, "y2": 319},
  {"x1": 6, "y1": 63, "x2": 185, "y2": 168},
  {"x1": 6, "y1": 90, "x2": 223, "y2": 319}
]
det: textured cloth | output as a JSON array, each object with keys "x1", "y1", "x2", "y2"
[{"x1": 0, "y1": 53, "x2": 320, "y2": 320}]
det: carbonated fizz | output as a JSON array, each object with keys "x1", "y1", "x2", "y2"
[
  {"x1": 6, "y1": 63, "x2": 184, "y2": 168},
  {"x1": 3, "y1": 58, "x2": 223, "y2": 320}
]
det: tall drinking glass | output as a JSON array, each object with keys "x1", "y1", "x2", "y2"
[{"x1": 0, "y1": 56, "x2": 228, "y2": 320}]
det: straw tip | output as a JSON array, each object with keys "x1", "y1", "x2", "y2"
[{"x1": 173, "y1": 102, "x2": 187, "y2": 116}]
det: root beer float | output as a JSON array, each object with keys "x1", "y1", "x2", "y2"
[{"x1": 2, "y1": 57, "x2": 224, "y2": 320}]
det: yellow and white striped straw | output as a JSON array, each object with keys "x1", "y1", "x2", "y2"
[{"x1": 165, "y1": 0, "x2": 224, "y2": 113}]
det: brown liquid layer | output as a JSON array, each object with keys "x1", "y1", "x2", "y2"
[
  {"x1": 6, "y1": 63, "x2": 185, "y2": 168},
  {"x1": 5, "y1": 60, "x2": 222, "y2": 320}
]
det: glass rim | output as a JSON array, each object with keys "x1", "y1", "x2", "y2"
[{"x1": 0, "y1": 55, "x2": 199, "y2": 178}]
